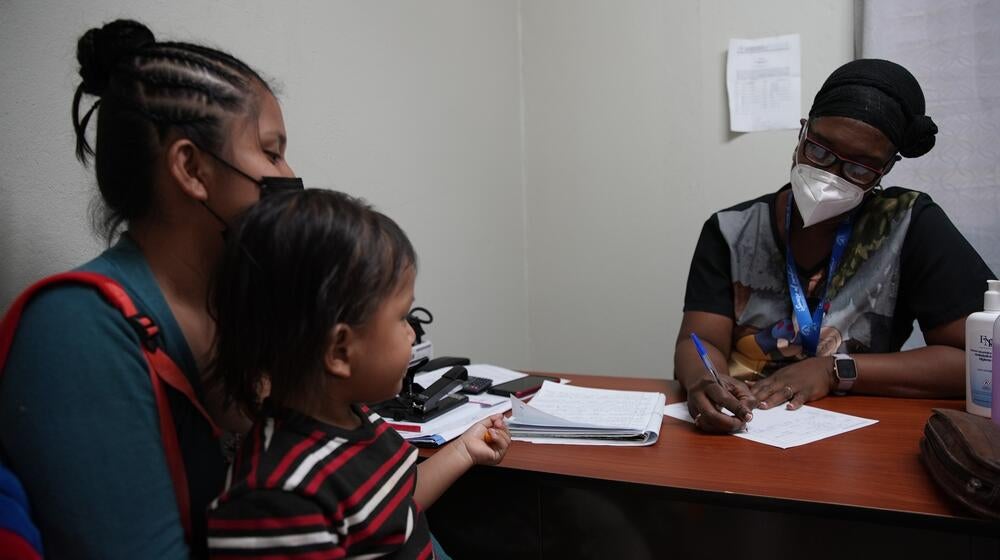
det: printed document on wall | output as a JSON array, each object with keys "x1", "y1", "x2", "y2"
[{"x1": 726, "y1": 34, "x2": 801, "y2": 132}]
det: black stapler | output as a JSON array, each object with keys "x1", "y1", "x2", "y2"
[{"x1": 372, "y1": 359, "x2": 470, "y2": 423}]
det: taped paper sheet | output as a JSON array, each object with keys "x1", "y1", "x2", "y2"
[{"x1": 727, "y1": 33, "x2": 801, "y2": 132}]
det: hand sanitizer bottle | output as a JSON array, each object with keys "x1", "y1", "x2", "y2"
[
  {"x1": 966, "y1": 280, "x2": 1000, "y2": 417},
  {"x1": 993, "y1": 315, "x2": 1000, "y2": 425}
]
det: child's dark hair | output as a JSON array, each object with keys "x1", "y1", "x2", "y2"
[
  {"x1": 210, "y1": 189, "x2": 417, "y2": 417},
  {"x1": 72, "y1": 19, "x2": 273, "y2": 240}
]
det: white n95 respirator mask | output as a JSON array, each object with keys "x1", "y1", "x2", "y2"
[{"x1": 790, "y1": 159, "x2": 866, "y2": 227}]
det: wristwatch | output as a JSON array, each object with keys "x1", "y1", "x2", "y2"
[{"x1": 832, "y1": 353, "x2": 857, "y2": 395}]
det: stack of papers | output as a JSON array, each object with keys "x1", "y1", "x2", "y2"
[
  {"x1": 507, "y1": 382, "x2": 665, "y2": 446},
  {"x1": 384, "y1": 364, "x2": 526, "y2": 447}
]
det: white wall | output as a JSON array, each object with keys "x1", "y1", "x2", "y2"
[
  {"x1": 0, "y1": 0, "x2": 530, "y2": 367},
  {"x1": 862, "y1": 0, "x2": 1000, "y2": 274},
  {"x1": 0, "y1": 1, "x2": 855, "y2": 378},
  {"x1": 522, "y1": 0, "x2": 855, "y2": 377}
]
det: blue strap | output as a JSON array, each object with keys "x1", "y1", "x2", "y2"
[
  {"x1": 0, "y1": 462, "x2": 43, "y2": 555},
  {"x1": 785, "y1": 197, "x2": 852, "y2": 356}
]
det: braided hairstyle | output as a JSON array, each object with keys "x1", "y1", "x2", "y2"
[{"x1": 72, "y1": 19, "x2": 273, "y2": 239}]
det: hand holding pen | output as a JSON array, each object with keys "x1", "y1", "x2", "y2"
[{"x1": 688, "y1": 333, "x2": 756, "y2": 433}]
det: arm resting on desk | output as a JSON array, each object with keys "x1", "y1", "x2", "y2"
[
  {"x1": 753, "y1": 317, "x2": 967, "y2": 408},
  {"x1": 851, "y1": 316, "x2": 965, "y2": 398}
]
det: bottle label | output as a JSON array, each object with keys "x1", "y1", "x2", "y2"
[
  {"x1": 994, "y1": 339, "x2": 1000, "y2": 421},
  {"x1": 970, "y1": 341, "x2": 992, "y2": 407}
]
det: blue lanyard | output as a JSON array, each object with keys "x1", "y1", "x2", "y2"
[{"x1": 784, "y1": 197, "x2": 852, "y2": 356}]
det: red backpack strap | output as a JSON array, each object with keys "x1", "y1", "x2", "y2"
[{"x1": 0, "y1": 271, "x2": 222, "y2": 542}]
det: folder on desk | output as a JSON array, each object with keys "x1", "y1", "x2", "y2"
[{"x1": 507, "y1": 382, "x2": 665, "y2": 446}]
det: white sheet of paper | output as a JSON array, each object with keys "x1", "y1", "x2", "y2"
[
  {"x1": 663, "y1": 401, "x2": 877, "y2": 449},
  {"x1": 726, "y1": 33, "x2": 801, "y2": 132}
]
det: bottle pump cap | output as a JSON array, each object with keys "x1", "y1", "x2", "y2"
[{"x1": 985, "y1": 280, "x2": 1000, "y2": 311}]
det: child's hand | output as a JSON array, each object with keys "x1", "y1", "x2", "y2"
[{"x1": 457, "y1": 414, "x2": 511, "y2": 466}]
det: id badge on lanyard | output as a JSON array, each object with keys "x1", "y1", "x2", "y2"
[{"x1": 784, "y1": 197, "x2": 852, "y2": 356}]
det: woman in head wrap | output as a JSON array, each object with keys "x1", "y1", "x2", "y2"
[{"x1": 674, "y1": 59, "x2": 994, "y2": 433}]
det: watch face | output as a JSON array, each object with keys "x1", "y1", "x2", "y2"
[{"x1": 836, "y1": 358, "x2": 858, "y2": 380}]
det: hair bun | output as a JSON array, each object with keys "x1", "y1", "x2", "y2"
[
  {"x1": 77, "y1": 19, "x2": 155, "y2": 96},
  {"x1": 899, "y1": 114, "x2": 938, "y2": 158}
]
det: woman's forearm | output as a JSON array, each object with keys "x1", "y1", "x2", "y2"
[{"x1": 851, "y1": 345, "x2": 964, "y2": 398}]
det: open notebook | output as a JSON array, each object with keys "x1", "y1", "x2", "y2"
[{"x1": 507, "y1": 381, "x2": 665, "y2": 446}]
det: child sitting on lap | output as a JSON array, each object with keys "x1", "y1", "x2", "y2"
[{"x1": 206, "y1": 189, "x2": 510, "y2": 559}]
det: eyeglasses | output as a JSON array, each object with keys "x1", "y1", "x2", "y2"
[{"x1": 800, "y1": 135, "x2": 896, "y2": 187}]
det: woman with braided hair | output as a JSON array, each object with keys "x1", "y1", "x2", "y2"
[
  {"x1": 674, "y1": 59, "x2": 995, "y2": 433},
  {"x1": 0, "y1": 20, "x2": 297, "y2": 557}
]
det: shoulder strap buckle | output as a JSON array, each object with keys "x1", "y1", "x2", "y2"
[{"x1": 126, "y1": 313, "x2": 161, "y2": 351}]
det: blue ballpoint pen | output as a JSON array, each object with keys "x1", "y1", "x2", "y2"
[
  {"x1": 689, "y1": 332, "x2": 750, "y2": 430},
  {"x1": 689, "y1": 332, "x2": 723, "y2": 386}
]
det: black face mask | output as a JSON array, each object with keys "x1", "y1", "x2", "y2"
[
  {"x1": 196, "y1": 145, "x2": 304, "y2": 237},
  {"x1": 200, "y1": 148, "x2": 304, "y2": 196}
]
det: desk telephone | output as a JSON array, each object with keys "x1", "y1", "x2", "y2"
[
  {"x1": 372, "y1": 357, "x2": 473, "y2": 422},
  {"x1": 371, "y1": 307, "x2": 492, "y2": 422}
]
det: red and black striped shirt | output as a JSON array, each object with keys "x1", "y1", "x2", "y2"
[{"x1": 207, "y1": 403, "x2": 433, "y2": 559}]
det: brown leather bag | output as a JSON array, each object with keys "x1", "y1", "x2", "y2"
[{"x1": 920, "y1": 408, "x2": 1000, "y2": 519}]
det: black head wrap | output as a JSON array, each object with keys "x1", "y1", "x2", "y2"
[{"x1": 809, "y1": 59, "x2": 938, "y2": 158}]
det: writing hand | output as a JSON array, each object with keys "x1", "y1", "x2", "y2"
[{"x1": 687, "y1": 375, "x2": 756, "y2": 433}]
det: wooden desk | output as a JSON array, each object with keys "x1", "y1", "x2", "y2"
[{"x1": 427, "y1": 373, "x2": 1000, "y2": 560}]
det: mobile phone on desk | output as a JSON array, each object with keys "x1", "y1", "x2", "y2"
[{"x1": 486, "y1": 375, "x2": 559, "y2": 398}]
